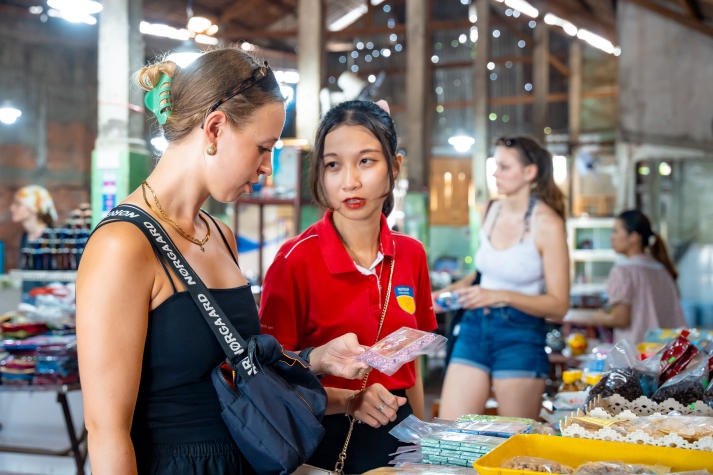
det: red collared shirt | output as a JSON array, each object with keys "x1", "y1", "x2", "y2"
[{"x1": 260, "y1": 210, "x2": 437, "y2": 391}]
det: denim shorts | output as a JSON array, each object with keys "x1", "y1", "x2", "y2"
[{"x1": 450, "y1": 306, "x2": 549, "y2": 379}]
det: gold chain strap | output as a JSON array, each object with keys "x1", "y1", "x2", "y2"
[{"x1": 334, "y1": 257, "x2": 395, "y2": 475}]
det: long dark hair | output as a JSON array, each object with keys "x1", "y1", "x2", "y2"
[
  {"x1": 618, "y1": 209, "x2": 678, "y2": 281},
  {"x1": 495, "y1": 136, "x2": 566, "y2": 220},
  {"x1": 310, "y1": 100, "x2": 399, "y2": 216}
]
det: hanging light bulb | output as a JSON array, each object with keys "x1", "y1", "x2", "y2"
[
  {"x1": 0, "y1": 104, "x2": 22, "y2": 125},
  {"x1": 185, "y1": 0, "x2": 218, "y2": 36},
  {"x1": 46, "y1": 0, "x2": 102, "y2": 24},
  {"x1": 448, "y1": 135, "x2": 475, "y2": 153},
  {"x1": 47, "y1": 0, "x2": 102, "y2": 15},
  {"x1": 187, "y1": 15, "x2": 211, "y2": 34}
]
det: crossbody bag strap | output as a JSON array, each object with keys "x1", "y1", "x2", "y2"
[{"x1": 98, "y1": 204, "x2": 256, "y2": 380}]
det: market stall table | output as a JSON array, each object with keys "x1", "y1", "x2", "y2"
[{"x1": 0, "y1": 383, "x2": 86, "y2": 475}]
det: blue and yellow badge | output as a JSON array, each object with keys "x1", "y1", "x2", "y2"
[{"x1": 394, "y1": 286, "x2": 416, "y2": 314}]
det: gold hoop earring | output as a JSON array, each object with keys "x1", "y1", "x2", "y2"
[{"x1": 206, "y1": 143, "x2": 217, "y2": 156}]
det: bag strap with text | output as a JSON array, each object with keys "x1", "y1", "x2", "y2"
[{"x1": 98, "y1": 204, "x2": 257, "y2": 380}]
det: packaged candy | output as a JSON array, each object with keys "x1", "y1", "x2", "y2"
[
  {"x1": 658, "y1": 329, "x2": 698, "y2": 385},
  {"x1": 357, "y1": 327, "x2": 447, "y2": 375}
]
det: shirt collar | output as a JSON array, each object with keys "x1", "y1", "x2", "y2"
[
  {"x1": 317, "y1": 209, "x2": 394, "y2": 275},
  {"x1": 355, "y1": 251, "x2": 384, "y2": 275}
]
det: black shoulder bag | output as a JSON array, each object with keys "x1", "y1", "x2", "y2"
[{"x1": 98, "y1": 204, "x2": 327, "y2": 475}]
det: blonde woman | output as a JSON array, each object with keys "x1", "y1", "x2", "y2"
[{"x1": 437, "y1": 136, "x2": 570, "y2": 420}]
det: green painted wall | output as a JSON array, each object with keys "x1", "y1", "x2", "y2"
[{"x1": 91, "y1": 148, "x2": 152, "y2": 226}]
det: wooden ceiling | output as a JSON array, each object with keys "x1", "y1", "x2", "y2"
[
  {"x1": 143, "y1": 0, "x2": 713, "y2": 47},
  {"x1": 1, "y1": 0, "x2": 713, "y2": 50}
]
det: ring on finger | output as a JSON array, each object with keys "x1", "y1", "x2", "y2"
[{"x1": 377, "y1": 403, "x2": 385, "y2": 412}]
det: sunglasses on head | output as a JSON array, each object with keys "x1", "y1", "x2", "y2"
[
  {"x1": 496, "y1": 136, "x2": 537, "y2": 164},
  {"x1": 201, "y1": 62, "x2": 272, "y2": 128}
]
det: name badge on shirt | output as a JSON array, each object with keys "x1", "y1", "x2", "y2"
[{"x1": 395, "y1": 286, "x2": 416, "y2": 314}]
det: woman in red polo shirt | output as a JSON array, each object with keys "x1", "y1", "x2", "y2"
[{"x1": 260, "y1": 100, "x2": 437, "y2": 473}]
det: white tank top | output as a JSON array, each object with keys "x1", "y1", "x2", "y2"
[{"x1": 474, "y1": 201, "x2": 545, "y2": 295}]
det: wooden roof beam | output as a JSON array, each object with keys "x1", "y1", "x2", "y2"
[
  {"x1": 528, "y1": 0, "x2": 617, "y2": 42},
  {"x1": 432, "y1": 85, "x2": 617, "y2": 108},
  {"x1": 677, "y1": 0, "x2": 705, "y2": 20},
  {"x1": 624, "y1": 0, "x2": 713, "y2": 39}
]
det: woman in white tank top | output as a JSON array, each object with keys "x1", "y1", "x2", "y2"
[{"x1": 436, "y1": 136, "x2": 570, "y2": 420}]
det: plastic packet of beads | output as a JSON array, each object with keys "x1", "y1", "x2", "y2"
[
  {"x1": 587, "y1": 340, "x2": 659, "y2": 404},
  {"x1": 358, "y1": 327, "x2": 447, "y2": 375},
  {"x1": 652, "y1": 351, "x2": 709, "y2": 404}
]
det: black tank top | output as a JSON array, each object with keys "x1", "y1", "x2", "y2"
[{"x1": 127, "y1": 213, "x2": 261, "y2": 445}]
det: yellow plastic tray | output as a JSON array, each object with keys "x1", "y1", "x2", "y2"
[{"x1": 473, "y1": 434, "x2": 713, "y2": 474}]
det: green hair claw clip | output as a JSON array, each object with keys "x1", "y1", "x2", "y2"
[{"x1": 144, "y1": 73, "x2": 173, "y2": 125}]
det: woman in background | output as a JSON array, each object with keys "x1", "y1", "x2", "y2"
[
  {"x1": 10, "y1": 185, "x2": 58, "y2": 269},
  {"x1": 10, "y1": 185, "x2": 57, "y2": 242},
  {"x1": 566, "y1": 209, "x2": 685, "y2": 344},
  {"x1": 437, "y1": 136, "x2": 570, "y2": 421}
]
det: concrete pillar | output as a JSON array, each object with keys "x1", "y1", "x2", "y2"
[
  {"x1": 615, "y1": 142, "x2": 637, "y2": 211},
  {"x1": 296, "y1": 0, "x2": 324, "y2": 145},
  {"x1": 405, "y1": 0, "x2": 428, "y2": 191},
  {"x1": 469, "y1": 0, "x2": 491, "y2": 265},
  {"x1": 472, "y1": 0, "x2": 490, "y2": 206},
  {"x1": 568, "y1": 41, "x2": 582, "y2": 214},
  {"x1": 93, "y1": 0, "x2": 150, "y2": 223},
  {"x1": 533, "y1": 22, "x2": 549, "y2": 144}
]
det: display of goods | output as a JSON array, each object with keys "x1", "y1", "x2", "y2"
[
  {"x1": 637, "y1": 342, "x2": 663, "y2": 360},
  {"x1": 567, "y1": 333, "x2": 588, "y2": 356},
  {"x1": 1, "y1": 322, "x2": 50, "y2": 339},
  {"x1": 644, "y1": 328, "x2": 713, "y2": 347},
  {"x1": 561, "y1": 411, "x2": 713, "y2": 451},
  {"x1": 1, "y1": 334, "x2": 79, "y2": 386}
]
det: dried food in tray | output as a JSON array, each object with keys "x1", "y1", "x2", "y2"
[{"x1": 472, "y1": 434, "x2": 713, "y2": 475}]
